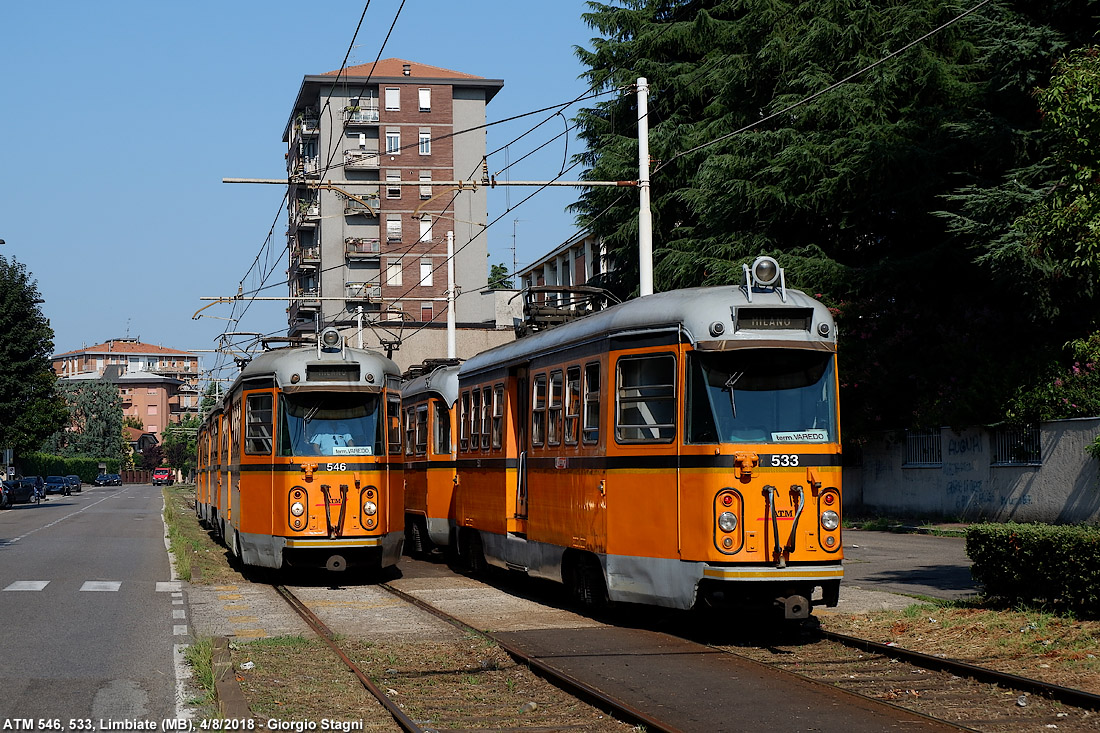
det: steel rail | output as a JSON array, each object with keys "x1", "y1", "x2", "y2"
[
  {"x1": 272, "y1": 585, "x2": 425, "y2": 733},
  {"x1": 819, "y1": 628, "x2": 1100, "y2": 711},
  {"x1": 379, "y1": 580, "x2": 683, "y2": 733}
]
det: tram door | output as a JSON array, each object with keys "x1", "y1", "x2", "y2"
[{"x1": 512, "y1": 366, "x2": 529, "y2": 525}]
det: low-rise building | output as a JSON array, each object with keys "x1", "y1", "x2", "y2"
[{"x1": 52, "y1": 339, "x2": 202, "y2": 436}]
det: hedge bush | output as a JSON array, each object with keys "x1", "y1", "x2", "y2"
[
  {"x1": 19, "y1": 452, "x2": 121, "y2": 483},
  {"x1": 966, "y1": 522, "x2": 1100, "y2": 616}
]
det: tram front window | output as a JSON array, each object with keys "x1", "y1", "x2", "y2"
[
  {"x1": 686, "y1": 349, "x2": 837, "y2": 444},
  {"x1": 279, "y1": 392, "x2": 382, "y2": 457}
]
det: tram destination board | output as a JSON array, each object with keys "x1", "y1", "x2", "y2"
[{"x1": 734, "y1": 307, "x2": 813, "y2": 331}]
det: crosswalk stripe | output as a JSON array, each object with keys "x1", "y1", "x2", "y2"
[
  {"x1": 3, "y1": 581, "x2": 50, "y2": 591},
  {"x1": 80, "y1": 581, "x2": 122, "y2": 592}
]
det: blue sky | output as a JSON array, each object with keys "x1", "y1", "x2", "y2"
[{"x1": 1, "y1": 1, "x2": 605, "y2": 363}]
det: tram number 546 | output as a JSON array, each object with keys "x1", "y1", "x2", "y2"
[
  {"x1": 771, "y1": 454, "x2": 799, "y2": 467},
  {"x1": 326, "y1": 463, "x2": 348, "y2": 471}
]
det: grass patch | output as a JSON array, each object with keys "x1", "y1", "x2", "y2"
[
  {"x1": 183, "y1": 635, "x2": 215, "y2": 707},
  {"x1": 822, "y1": 606, "x2": 1100, "y2": 693},
  {"x1": 161, "y1": 485, "x2": 240, "y2": 585}
]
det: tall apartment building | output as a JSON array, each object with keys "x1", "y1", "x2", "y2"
[
  {"x1": 52, "y1": 339, "x2": 202, "y2": 436},
  {"x1": 284, "y1": 58, "x2": 514, "y2": 368}
]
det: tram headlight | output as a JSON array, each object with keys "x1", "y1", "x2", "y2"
[
  {"x1": 821, "y1": 510, "x2": 840, "y2": 531},
  {"x1": 718, "y1": 512, "x2": 738, "y2": 533},
  {"x1": 290, "y1": 501, "x2": 305, "y2": 517},
  {"x1": 752, "y1": 256, "x2": 780, "y2": 286},
  {"x1": 362, "y1": 500, "x2": 378, "y2": 516}
]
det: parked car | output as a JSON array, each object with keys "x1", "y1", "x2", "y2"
[
  {"x1": 94, "y1": 473, "x2": 122, "y2": 486},
  {"x1": 44, "y1": 475, "x2": 69, "y2": 495},
  {"x1": 9, "y1": 477, "x2": 41, "y2": 503},
  {"x1": 2, "y1": 479, "x2": 36, "y2": 506},
  {"x1": 151, "y1": 468, "x2": 174, "y2": 486},
  {"x1": 65, "y1": 475, "x2": 82, "y2": 493}
]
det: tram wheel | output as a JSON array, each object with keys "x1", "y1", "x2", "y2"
[
  {"x1": 570, "y1": 556, "x2": 608, "y2": 610},
  {"x1": 409, "y1": 522, "x2": 425, "y2": 556},
  {"x1": 463, "y1": 531, "x2": 487, "y2": 573}
]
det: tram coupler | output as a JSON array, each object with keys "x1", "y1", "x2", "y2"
[
  {"x1": 779, "y1": 595, "x2": 811, "y2": 620},
  {"x1": 326, "y1": 554, "x2": 347, "y2": 572}
]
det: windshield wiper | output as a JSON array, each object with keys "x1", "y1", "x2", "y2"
[
  {"x1": 724, "y1": 372, "x2": 744, "y2": 418},
  {"x1": 304, "y1": 404, "x2": 321, "y2": 423}
]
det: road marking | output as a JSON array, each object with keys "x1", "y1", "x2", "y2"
[
  {"x1": 173, "y1": 610, "x2": 186, "y2": 619},
  {"x1": 157, "y1": 581, "x2": 182, "y2": 592},
  {"x1": 7, "y1": 486, "x2": 142, "y2": 544},
  {"x1": 4, "y1": 580, "x2": 50, "y2": 591},
  {"x1": 173, "y1": 624, "x2": 189, "y2": 635},
  {"x1": 81, "y1": 581, "x2": 122, "y2": 592}
]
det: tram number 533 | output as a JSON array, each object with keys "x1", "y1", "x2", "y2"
[{"x1": 770, "y1": 454, "x2": 799, "y2": 467}]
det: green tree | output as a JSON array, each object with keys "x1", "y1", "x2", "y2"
[
  {"x1": 0, "y1": 256, "x2": 67, "y2": 458},
  {"x1": 44, "y1": 380, "x2": 127, "y2": 461},
  {"x1": 569, "y1": 0, "x2": 1095, "y2": 432},
  {"x1": 488, "y1": 263, "x2": 515, "y2": 289},
  {"x1": 161, "y1": 415, "x2": 200, "y2": 478}
]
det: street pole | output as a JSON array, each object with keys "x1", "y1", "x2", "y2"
[
  {"x1": 447, "y1": 231, "x2": 456, "y2": 359},
  {"x1": 356, "y1": 305, "x2": 363, "y2": 349},
  {"x1": 637, "y1": 77, "x2": 653, "y2": 297}
]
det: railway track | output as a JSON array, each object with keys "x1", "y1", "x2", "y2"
[
  {"x1": 714, "y1": 623, "x2": 1100, "y2": 731},
  {"x1": 270, "y1": 581, "x2": 658, "y2": 732},
  {"x1": 255, "y1": 568, "x2": 1100, "y2": 732}
]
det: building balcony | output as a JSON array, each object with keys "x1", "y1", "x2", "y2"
[
  {"x1": 344, "y1": 149, "x2": 380, "y2": 170},
  {"x1": 291, "y1": 156, "x2": 321, "y2": 176},
  {"x1": 292, "y1": 246, "x2": 321, "y2": 270},
  {"x1": 293, "y1": 288, "x2": 321, "y2": 310},
  {"x1": 345, "y1": 238, "x2": 380, "y2": 259},
  {"x1": 296, "y1": 116, "x2": 319, "y2": 136},
  {"x1": 345, "y1": 283, "x2": 382, "y2": 302},
  {"x1": 344, "y1": 107, "x2": 380, "y2": 124},
  {"x1": 344, "y1": 197, "x2": 377, "y2": 217}
]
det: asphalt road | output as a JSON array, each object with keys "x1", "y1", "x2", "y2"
[
  {"x1": 0, "y1": 484, "x2": 182, "y2": 721},
  {"x1": 842, "y1": 528, "x2": 976, "y2": 600}
]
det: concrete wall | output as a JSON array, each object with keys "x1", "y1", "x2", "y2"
[{"x1": 847, "y1": 418, "x2": 1100, "y2": 524}]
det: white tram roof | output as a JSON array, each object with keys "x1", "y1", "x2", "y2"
[
  {"x1": 235, "y1": 344, "x2": 401, "y2": 393},
  {"x1": 401, "y1": 363, "x2": 460, "y2": 404},
  {"x1": 461, "y1": 284, "x2": 836, "y2": 378}
]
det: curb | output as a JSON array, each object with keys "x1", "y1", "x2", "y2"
[{"x1": 212, "y1": 636, "x2": 252, "y2": 719}]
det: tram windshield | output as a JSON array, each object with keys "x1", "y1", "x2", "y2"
[
  {"x1": 278, "y1": 392, "x2": 382, "y2": 457},
  {"x1": 686, "y1": 349, "x2": 838, "y2": 444}
]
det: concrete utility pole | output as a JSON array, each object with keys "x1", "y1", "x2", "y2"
[
  {"x1": 447, "y1": 231, "x2": 456, "y2": 359},
  {"x1": 637, "y1": 77, "x2": 653, "y2": 297}
]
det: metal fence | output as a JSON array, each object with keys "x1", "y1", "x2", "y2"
[
  {"x1": 991, "y1": 423, "x2": 1042, "y2": 465},
  {"x1": 904, "y1": 428, "x2": 942, "y2": 466}
]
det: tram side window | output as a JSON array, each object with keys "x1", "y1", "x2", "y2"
[
  {"x1": 404, "y1": 407, "x2": 416, "y2": 455},
  {"x1": 245, "y1": 392, "x2": 274, "y2": 454},
  {"x1": 387, "y1": 394, "x2": 402, "y2": 454},
  {"x1": 470, "y1": 388, "x2": 482, "y2": 449},
  {"x1": 459, "y1": 392, "x2": 470, "y2": 451},
  {"x1": 616, "y1": 354, "x2": 676, "y2": 443},
  {"x1": 481, "y1": 386, "x2": 492, "y2": 451},
  {"x1": 583, "y1": 362, "x2": 600, "y2": 444},
  {"x1": 433, "y1": 399, "x2": 451, "y2": 455},
  {"x1": 491, "y1": 384, "x2": 504, "y2": 450},
  {"x1": 532, "y1": 374, "x2": 547, "y2": 447},
  {"x1": 415, "y1": 405, "x2": 428, "y2": 454},
  {"x1": 548, "y1": 370, "x2": 563, "y2": 445},
  {"x1": 565, "y1": 366, "x2": 580, "y2": 445}
]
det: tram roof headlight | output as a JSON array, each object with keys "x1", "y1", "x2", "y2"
[
  {"x1": 320, "y1": 327, "x2": 342, "y2": 350},
  {"x1": 751, "y1": 256, "x2": 780, "y2": 286},
  {"x1": 821, "y1": 510, "x2": 840, "y2": 531}
]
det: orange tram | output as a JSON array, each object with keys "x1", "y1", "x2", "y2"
[
  {"x1": 196, "y1": 328, "x2": 405, "y2": 574},
  {"x1": 413, "y1": 257, "x2": 844, "y2": 619}
]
